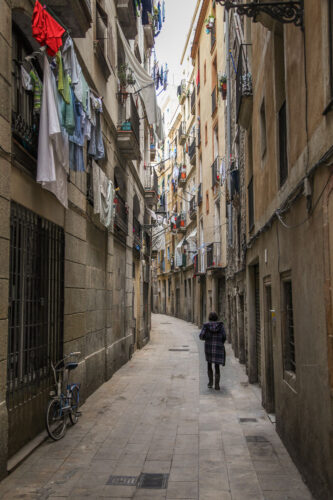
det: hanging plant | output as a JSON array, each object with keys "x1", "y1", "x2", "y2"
[
  {"x1": 127, "y1": 68, "x2": 136, "y2": 86},
  {"x1": 219, "y1": 73, "x2": 227, "y2": 100},
  {"x1": 117, "y1": 63, "x2": 136, "y2": 89}
]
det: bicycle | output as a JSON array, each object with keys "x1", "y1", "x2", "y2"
[{"x1": 46, "y1": 352, "x2": 82, "y2": 440}]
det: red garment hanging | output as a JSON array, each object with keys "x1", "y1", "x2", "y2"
[
  {"x1": 196, "y1": 69, "x2": 200, "y2": 86},
  {"x1": 32, "y1": 0, "x2": 65, "y2": 57}
]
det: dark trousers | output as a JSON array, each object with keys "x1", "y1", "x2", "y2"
[{"x1": 207, "y1": 363, "x2": 220, "y2": 379}]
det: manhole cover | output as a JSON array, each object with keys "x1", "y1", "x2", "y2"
[
  {"x1": 106, "y1": 476, "x2": 138, "y2": 486},
  {"x1": 239, "y1": 418, "x2": 258, "y2": 423},
  {"x1": 137, "y1": 473, "x2": 169, "y2": 489},
  {"x1": 246, "y1": 435, "x2": 269, "y2": 442}
]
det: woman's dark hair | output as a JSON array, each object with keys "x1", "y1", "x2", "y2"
[{"x1": 208, "y1": 311, "x2": 218, "y2": 321}]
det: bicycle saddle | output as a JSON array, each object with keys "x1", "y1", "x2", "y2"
[{"x1": 65, "y1": 362, "x2": 78, "y2": 371}]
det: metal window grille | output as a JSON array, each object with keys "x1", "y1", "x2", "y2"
[
  {"x1": 279, "y1": 101, "x2": 288, "y2": 186},
  {"x1": 12, "y1": 27, "x2": 40, "y2": 169},
  {"x1": 283, "y1": 280, "x2": 296, "y2": 372},
  {"x1": 7, "y1": 202, "x2": 64, "y2": 412}
]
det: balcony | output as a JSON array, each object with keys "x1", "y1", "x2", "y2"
[
  {"x1": 114, "y1": 192, "x2": 128, "y2": 236},
  {"x1": 189, "y1": 196, "x2": 197, "y2": 220},
  {"x1": 206, "y1": 242, "x2": 222, "y2": 269},
  {"x1": 133, "y1": 216, "x2": 142, "y2": 250},
  {"x1": 178, "y1": 122, "x2": 186, "y2": 145},
  {"x1": 144, "y1": 166, "x2": 159, "y2": 207},
  {"x1": 160, "y1": 259, "x2": 166, "y2": 273},
  {"x1": 189, "y1": 138, "x2": 196, "y2": 166},
  {"x1": 197, "y1": 183, "x2": 203, "y2": 206},
  {"x1": 117, "y1": 0, "x2": 138, "y2": 39},
  {"x1": 191, "y1": 89, "x2": 196, "y2": 115},
  {"x1": 177, "y1": 80, "x2": 187, "y2": 104},
  {"x1": 236, "y1": 44, "x2": 253, "y2": 129},
  {"x1": 117, "y1": 95, "x2": 141, "y2": 160},
  {"x1": 45, "y1": 0, "x2": 92, "y2": 37},
  {"x1": 211, "y1": 86, "x2": 217, "y2": 116},
  {"x1": 176, "y1": 213, "x2": 186, "y2": 231},
  {"x1": 211, "y1": 157, "x2": 220, "y2": 187}
]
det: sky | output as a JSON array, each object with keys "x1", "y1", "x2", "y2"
[{"x1": 153, "y1": 0, "x2": 198, "y2": 107}]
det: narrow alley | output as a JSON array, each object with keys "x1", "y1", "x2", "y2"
[{"x1": 0, "y1": 315, "x2": 312, "y2": 500}]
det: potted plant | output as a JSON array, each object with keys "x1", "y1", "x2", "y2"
[
  {"x1": 219, "y1": 73, "x2": 227, "y2": 100},
  {"x1": 205, "y1": 14, "x2": 215, "y2": 32},
  {"x1": 127, "y1": 68, "x2": 136, "y2": 86},
  {"x1": 118, "y1": 63, "x2": 128, "y2": 89}
]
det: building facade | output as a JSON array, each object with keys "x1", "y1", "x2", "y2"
[
  {"x1": 0, "y1": 0, "x2": 160, "y2": 478},
  {"x1": 225, "y1": 2, "x2": 333, "y2": 498}
]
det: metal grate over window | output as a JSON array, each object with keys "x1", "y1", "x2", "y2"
[{"x1": 7, "y1": 202, "x2": 64, "y2": 411}]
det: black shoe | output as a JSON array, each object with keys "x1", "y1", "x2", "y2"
[
  {"x1": 208, "y1": 382, "x2": 213, "y2": 389},
  {"x1": 214, "y1": 383, "x2": 220, "y2": 391}
]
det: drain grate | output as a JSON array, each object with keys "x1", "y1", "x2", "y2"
[
  {"x1": 246, "y1": 435, "x2": 269, "y2": 443},
  {"x1": 137, "y1": 473, "x2": 169, "y2": 489},
  {"x1": 106, "y1": 476, "x2": 138, "y2": 486},
  {"x1": 239, "y1": 418, "x2": 258, "y2": 423},
  {"x1": 169, "y1": 348, "x2": 189, "y2": 352}
]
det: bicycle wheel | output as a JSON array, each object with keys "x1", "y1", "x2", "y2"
[
  {"x1": 69, "y1": 386, "x2": 80, "y2": 425},
  {"x1": 46, "y1": 398, "x2": 67, "y2": 440}
]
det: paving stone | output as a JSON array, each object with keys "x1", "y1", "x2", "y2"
[{"x1": 0, "y1": 314, "x2": 312, "y2": 500}]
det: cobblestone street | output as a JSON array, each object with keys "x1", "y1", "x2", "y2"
[{"x1": 0, "y1": 315, "x2": 313, "y2": 499}]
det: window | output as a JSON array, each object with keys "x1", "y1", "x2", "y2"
[
  {"x1": 7, "y1": 202, "x2": 64, "y2": 412},
  {"x1": 282, "y1": 277, "x2": 296, "y2": 373},
  {"x1": 95, "y1": 1, "x2": 111, "y2": 79},
  {"x1": 213, "y1": 125, "x2": 219, "y2": 159},
  {"x1": 260, "y1": 99, "x2": 267, "y2": 158},
  {"x1": 167, "y1": 246, "x2": 170, "y2": 261},
  {"x1": 184, "y1": 280, "x2": 187, "y2": 297},
  {"x1": 168, "y1": 278, "x2": 171, "y2": 298},
  {"x1": 206, "y1": 190, "x2": 209, "y2": 214},
  {"x1": 205, "y1": 123, "x2": 208, "y2": 145},
  {"x1": 279, "y1": 101, "x2": 288, "y2": 186}
]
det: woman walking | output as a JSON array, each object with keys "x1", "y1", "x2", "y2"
[{"x1": 199, "y1": 312, "x2": 226, "y2": 390}]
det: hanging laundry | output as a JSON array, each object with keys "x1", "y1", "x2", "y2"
[
  {"x1": 29, "y1": 69, "x2": 43, "y2": 113},
  {"x1": 196, "y1": 69, "x2": 200, "y2": 86},
  {"x1": 162, "y1": 0, "x2": 165, "y2": 22},
  {"x1": 37, "y1": 53, "x2": 68, "y2": 208},
  {"x1": 21, "y1": 66, "x2": 33, "y2": 91},
  {"x1": 92, "y1": 162, "x2": 115, "y2": 230},
  {"x1": 32, "y1": 0, "x2": 65, "y2": 57},
  {"x1": 88, "y1": 96, "x2": 105, "y2": 161},
  {"x1": 56, "y1": 50, "x2": 70, "y2": 104},
  {"x1": 156, "y1": 67, "x2": 160, "y2": 90},
  {"x1": 68, "y1": 88, "x2": 85, "y2": 172},
  {"x1": 62, "y1": 36, "x2": 80, "y2": 86},
  {"x1": 59, "y1": 77, "x2": 75, "y2": 135}
]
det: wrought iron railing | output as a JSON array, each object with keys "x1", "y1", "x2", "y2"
[
  {"x1": 236, "y1": 43, "x2": 252, "y2": 123},
  {"x1": 206, "y1": 242, "x2": 222, "y2": 268},
  {"x1": 211, "y1": 86, "x2": 217, "y2": 115},
  {"x1": 191, "y1": 89, "x2": 196, "y2": 114},
  {"x1": 130, "y1": 93, "x2": 140, "y2": 144},
  {"x1": 211, "y1": 157, "x2": 219, "y2": 187},
  {"x1": 114, "y1": 192, "x2": 128, "y2": 235},
  {"x1": 197, "y1": 183, "x2": 203, "y2": 205},
  {"x1": 189, "y1": 195, "x2": 196, "y2": 218},
  {"x1": 189, "y1": 138, "x2": 196, "y2": 162},
  {"x1": 144, "y1": 165, "x2": 158, "y2": 194},
  {"x1": 133, "y1": 216, "x2": 142, "y2": 249}
]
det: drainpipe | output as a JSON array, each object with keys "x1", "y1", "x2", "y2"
[{"x1": 226, "y1": 9, "x2": 232, "y2": 248}]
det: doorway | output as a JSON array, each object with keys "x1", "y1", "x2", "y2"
[
  {"x1": 254, "y1": 265, "x2": 261, "y2": 385},
  {"x1": 264, "y1": 283, "x2": 275, "y2": 413}
]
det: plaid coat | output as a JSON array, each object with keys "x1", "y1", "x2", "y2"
[{"x1": 199, "y1": 322, "x2": 226, "y2": 365}]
